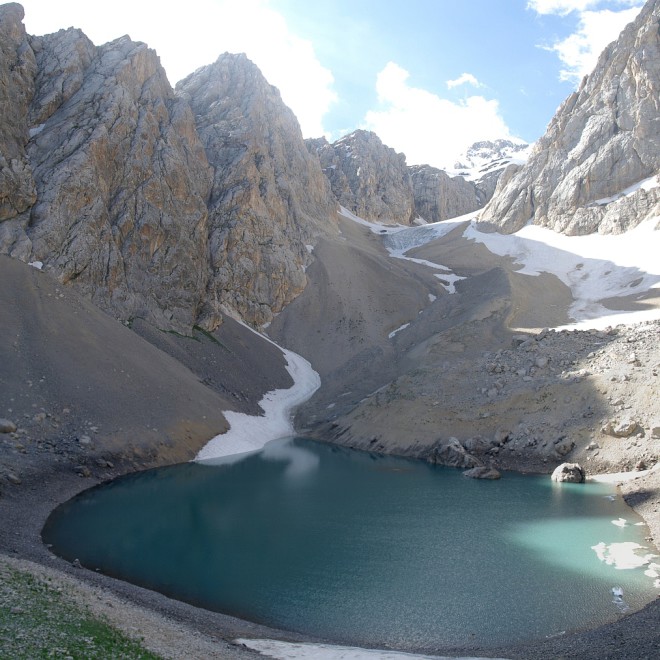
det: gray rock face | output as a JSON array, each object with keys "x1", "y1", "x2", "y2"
[
  {"x1": 0, "y1": 13, "x2": 213, "y2": 332},
  {"x1": 0, "y1": 10, "x2": 337, "y2": 332},
  {"x1": 0, "y1": 3, "x2": 36, "y2": 227},
  {"x1": 480, "y1": 0, "x2": 660, "y2": 235},
  {"x1": 28, "y1": 35, "x2": 212, "y2": 332},
  {"x1": 308, "y1": 130, "x2": 414, "y2": 224},
  {"x1": 551, "y1": 463, "x2": 585, "y2": 483},
  {"x1": 409, "y1": 165, "x2": 485, "y2": 222},
  {"x1": 177, "y1": 54, "x2": 337, "y2": 328}
]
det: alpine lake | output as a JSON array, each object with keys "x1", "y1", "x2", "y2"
[{"x1": 42, "y1": 437, "x2": 659, "y2": 651}]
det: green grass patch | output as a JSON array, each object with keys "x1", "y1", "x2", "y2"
[
  {"x1": 192, "y1": 325, "x2": 231, "y2": 351},
  {"x1": 0, "y1": 563, "x2": 161, "y2": 659}
]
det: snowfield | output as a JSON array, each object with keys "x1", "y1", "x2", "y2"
[
  {"x1": 340, "y1": 202, "x2": 660, "y2": 330},
  {"x1": 194, "y1": 324, "x2": 320, "y2": 464}
]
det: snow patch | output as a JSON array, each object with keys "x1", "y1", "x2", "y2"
[
  {"x1": 28, "y1": 261, "x2": 43, "y2": 270},
  {"x1": 195, "y1": 325, "x2": 320, "y2": 464},
  {"x1": 388, "y1": 323, "x2": 410, "y2": 339},
  {"x1": 464, "y1": 216, "x2": 660, "y2": 328},
  {"x1": 29, "y1": 123, "x2": 46, "y2": 138},
  {"x1": 237, "y1": 639, "x2": 510, "y2": 660},
  {"x1": 592, "y1": 175, "x2": 659, "y2": 206}
]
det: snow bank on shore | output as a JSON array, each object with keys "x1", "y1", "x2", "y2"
[
  {"x1": 195, "y1": 326, "x2": 320, "y2": 464},
  {"x1": 238, "y1": 638, "x2": 510, "y2": 660}
]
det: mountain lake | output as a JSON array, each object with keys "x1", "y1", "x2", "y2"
[{"x1": 42, "y1": 437, "x2": 659, "y2": 650}]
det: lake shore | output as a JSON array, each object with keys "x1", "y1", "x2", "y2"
[{"x1": 1, "y1": 436, "x2": 659, "y2": 660}]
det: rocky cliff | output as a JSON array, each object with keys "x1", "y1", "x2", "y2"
[
  {"x1": 409, "y1": 165, "x2": 485, "y2": 222},
  {"x1": 0, "y1": 5, "x2": 337, "y2": 332},
  {"x1": 177, "y1": 54, "x2": 337, "y2": 329},
  {"x1": 309, "y1": 131, "x2": 507, "y2": 224},
  {"x1": 480, "y1": 0, "x2": 660, "y2": 235},
  {"x1": 0, "y1": 5, "x2": 213, "y2": 331},
  {"x1": 308, "y1": 130, "x2": 414, "y2": 224}
]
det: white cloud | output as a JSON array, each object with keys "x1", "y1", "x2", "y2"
[
  {"x1": 528, "y1": 0, "x2": 639, "y2": 15},
  {"x1": 542, "y1": 6, "x2": 643, "y2": 82},
  {"x1": 446, "y1": 73, "x2": 483, "y2": 89},
  {"x1": 19, "y1": 0, "x2": 336, "y2": 138},
  {"x1": 363, "y1": 62, "x2": 515, "y2": 169}
]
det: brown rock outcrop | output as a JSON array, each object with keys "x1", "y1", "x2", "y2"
[{"x1": 177, "y1": 53, "x2": 337, "y2": 328}]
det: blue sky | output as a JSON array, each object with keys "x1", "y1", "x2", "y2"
[{"x1": 20, "y1": 0, "x2": 644, "y2": 168}]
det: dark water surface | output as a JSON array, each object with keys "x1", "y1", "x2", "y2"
[{"x1": 43, "y1": 438, "x2": 658, "y2": 649}]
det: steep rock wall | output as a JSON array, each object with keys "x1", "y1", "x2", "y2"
[
  {"x1": 308, "y1": 130, "x2": 415, "y2": 224},
  {"x1": 480, "y1": 0, "x2": 660, "y2": 235},
  {"x1": 177, "y1": 53, "x2": 337, "y2": 329}
]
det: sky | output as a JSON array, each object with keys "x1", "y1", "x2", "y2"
[{"x1": 19, "y1": 0, "x2": 645, "y2": 169}]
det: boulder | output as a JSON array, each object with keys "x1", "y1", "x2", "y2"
[
  {"x1": 551, "y1": 463, "x2": 585, "y2": 483},
  {"x1": 0, "y1": 418, "x2": 16, "y2": 433},
  {"x1": 463, "y1": 466, "x2": 502, "y2": 480},
  {"x1": 602, "y1": 418, "x2": 639, "y2": 437},
  {"x1": 554, "y1": 437, "x2": 575, "y2": 457},
  {"x1": 428, "y1": 437, "x2": 482, "y2": 469}
]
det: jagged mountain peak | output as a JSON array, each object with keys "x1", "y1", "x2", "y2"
[{"x1": 453, "y1": 139, "x2": 531, "y2": 178}]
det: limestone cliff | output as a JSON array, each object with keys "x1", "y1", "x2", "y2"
[
  {"x1": 0, "y1": 6, "x2": 337, "y2": 332},
  {"x1": 480, "y1": 0, "x2": 660, "y2": 235},
  {"x1": 409, "y1": 165, "x2": 485, "y2": 222},
  {"x1": 177, "y1": 54, "x2": 337, "y2": 329},
  {"x1": 308, "y1": 130, "x2": 415, "y2": 224},
  {"x1": 0, "y1": 5, "x2": 213, "y2": 331},
  {"x1": 0, "y1": 3, "x2": 35, "y2": 226}
]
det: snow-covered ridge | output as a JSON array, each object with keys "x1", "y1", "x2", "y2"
[
  {"x1": 195, "y1": 324, "x2": 320, "y2": 463},
  {"x1": 450, "y1": 139, "x2": 532, "y2": 182}
]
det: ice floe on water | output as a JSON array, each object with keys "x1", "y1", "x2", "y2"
[
  {"x1": 195, "y1": 325, "x2": 320, "y2": 464},
  {"x1": 610, "y1": 586, "x2": 629, "y2": 612},
  {"x1": 591, "y1": 541, "x2": 659, "y2": 571},
  {"x1": 237, "y1": 639, "x2": 510, "y2": 660}
]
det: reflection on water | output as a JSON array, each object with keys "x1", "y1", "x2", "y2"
[{"x1": 42, "y1": 437, "x2": 658, "y2": 650}]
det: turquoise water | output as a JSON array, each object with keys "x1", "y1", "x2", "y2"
[{"x1": 42, "y1": 438, "x2": 658, "y2": 650}]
